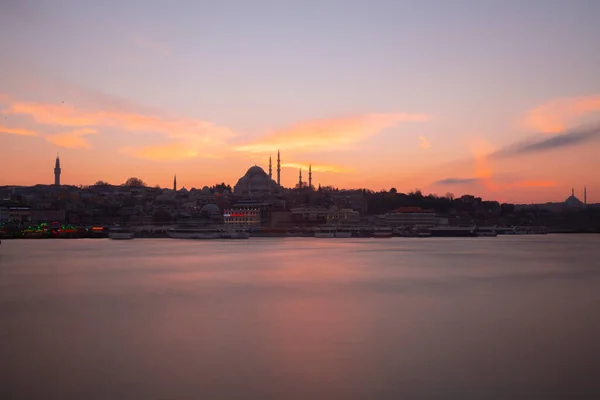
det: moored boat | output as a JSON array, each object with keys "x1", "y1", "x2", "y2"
[
  {"x1": 373, "y1": 228, "x2": 393, "y2": 238},
  {"x1": 167, "y1": 227, "x2": 222, "y2": 239},
  {"x1": 429, "y1": 226, "x2": 477, "y2": 237},
  {"x1": 109, "y1": 227, "x2": 135, "y2": 240}
]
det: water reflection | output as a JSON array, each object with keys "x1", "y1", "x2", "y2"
[{"x1": 1, "y1": 236, "x2": 599, "y2": 399}]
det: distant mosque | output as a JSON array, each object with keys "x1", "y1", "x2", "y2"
[
  {"x1": 564, "y1": 187, "x2": 587, "y2": 208},
  {"x1": 233, "y1": 151, "x2": 314, "y2": 196}
]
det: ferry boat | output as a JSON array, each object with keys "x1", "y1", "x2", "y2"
[
  {"x1": 108, "y1": 227, "x2": 135, "y2": 240},
  {"x1": 313, "y1": 227, "x2": 353, "y2": 238},
  {"x1": 167, "y1": 227, "x2": 222, "y2": 239},
  {"x1": 221, "y1": 227, "x2": 250, "y2": 239},
  {"x1": 373, "y1": 228, "x2": 393, "y2": 238},
  {"x1": 429, "y1": 226, "x2": 477, "y2": 237},
  {"x1": 314, "y1": 227, "x2": 336, "y2": 238},
  {"x1": 335, "y1": 227, "x2": 353, "y2": 238},
  {"x1": 475, "y1": 226, "x2": 498, "y2": 237}
]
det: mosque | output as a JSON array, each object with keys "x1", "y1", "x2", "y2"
[
  {"x1": 234, "y1": 151, "x2": 281, "y2": 196},
  {"x1": 564, "y1": 187, "x2": 587, "y2": 208},
  {"x1": 233, "y1": 151, "x2": 314, "y2": 196}
]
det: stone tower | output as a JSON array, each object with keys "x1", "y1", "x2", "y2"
[
  {"x1": 54, "y1": 155, "x2": 61, "y2": 187},
  {"x1": 277, "y1": 150, "x2": 281, "y2": 186}
]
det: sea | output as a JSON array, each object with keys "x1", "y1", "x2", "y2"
[{"x1": 1, "y1": 235, "x2": 599, "y2": 399}]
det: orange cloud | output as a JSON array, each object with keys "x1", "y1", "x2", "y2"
[
  {"x1": 470, "y1": 138, "x2": 499, "y2": 191},
  {"x1": 235, "y1": 113, "x2": 429, "y2": 153},
  {"x1": 280, "y1": 162, "x2": 355, "y2": 173},
  {"x1": 45, "y1": 128, "x2": 97, "y2": 149},
  {"x1": 120, "y1": 142, "x2": 216, "y2": 160},
  {"x1": 0, "y1": 123, "x2": 39, "y2": 137},
  {"x1": 525, "y1": 94, "x2": 600, "y2": 133},
  {"x1": 1, "y1": 100, "x2": 235, "y2": 143},
  {"x1": 418, "y1": 136, "x2": 431, "y2": 149}
]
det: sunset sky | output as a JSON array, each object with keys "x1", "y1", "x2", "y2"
[{"x1": 1, "y1": 0, "x2": 600, "y2": 203}]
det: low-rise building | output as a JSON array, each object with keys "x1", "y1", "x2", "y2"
[
  {"x1": 384, "y1": 207, "x2": 436, "y2": 226},
  {"x1": 223, "y1": 208, "x2": 261, "y2": 226}
]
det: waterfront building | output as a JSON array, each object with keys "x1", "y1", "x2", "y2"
[
  {"x1": 223, "y1": 208, "x2": 261, "y2": 226},
  {"x1": 290, "y1": 205, "x2": 360, "y2": 225},
  {"x1": 384, "y1": 207, "x2": 437, "y2": 227}
]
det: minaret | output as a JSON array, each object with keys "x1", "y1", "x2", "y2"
[
  {"x1": 269, "y1": 155, "x2": 272, "y2": 179},
  {"x1": 173, "y1": 174, "x2": 177, "y2": 191},
  {"x1": 308, "y1": 164, "x2": 312, "y2": 189},
  {"x1": 54, "y1": 154, "x2": 61, "y2": 187},
  {"x1": 298, "y1": 168, "x2": 302, "y2": 189},
  {"x1": 572, "y1": 188, "x2": 575, "y2": 197},
  {"x1": 277, "y1": 150, "x2": 281, "y2": 186},
  {"x1": 584, "y1": 186, "x2": 587, "y2": 205}
]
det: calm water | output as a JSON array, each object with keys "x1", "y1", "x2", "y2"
[{"x1": 1, "y1": 236, "x2": 600, "y2": 399}]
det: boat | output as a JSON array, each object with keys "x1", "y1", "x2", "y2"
[
  {"x1": 373, "y1": 228, "x2": 393, "y2": 238},
  {"x1": 314, "y1": 227, "x2": 336, "y2": 238},
  {"x1": 221, "y1": 227, "x2": 250, "y2": 239},
  {"x1": 429, "y1": 226, "x2": 477, "y2": 237},
  {"x1": 167, "y1": 227, "x2": 222, "y2": 239},
  {"x1": 335, "y1": 227, "x2": 353, "y2": 238},
  {"x1": 475, "y1": 230, "x2": 498, "y2": 237},
  {"x1": 108, "y1": 227, "x2": 135, "y2": 240},
  {"x1": 475, "y1": 226, "x2": 498, "y2": 237}
]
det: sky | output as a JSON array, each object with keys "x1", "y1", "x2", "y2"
[{"x1": 1, "y1": 0, "x2": 600, "y2": 204}]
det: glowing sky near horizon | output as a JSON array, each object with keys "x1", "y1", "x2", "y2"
[{"x1": 1, "y1": 0, "x2": 600, "y2": 203}]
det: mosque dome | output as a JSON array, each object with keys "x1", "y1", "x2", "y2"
[
  {"x1": 233, "y1": 164, "x2": 279, "y2": 196},
  {"x1": 200, "y1": 203, "x2": 221, "y2": 215},
  {"x1": 565, "y1": 195, "x2": 584, "y2": 208},
  {"x1": 246, "y1": 166, "x2": 268, "y2": 178}
]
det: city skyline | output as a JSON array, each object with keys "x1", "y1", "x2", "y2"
[{"x1": 1, "y1": 1, "x2": 600, "y2": 203}]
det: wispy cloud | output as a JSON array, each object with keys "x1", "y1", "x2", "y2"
[
  {"x1": 280, "y1": 162, "x2": 355, "y2": 173},
  {"x1": 525, "y1": 94, "x2": 600, "y2": 133},
  {"x1": 2, "y1": 101, "x2": 234, "y2": 140},
  {"x1": 45, "y1": 128, "x2": 97, "y2": 149},
  {"x1": 492, "y1": 124, "x2": 600, "y2": 158},
  {"x1": 235, "y1": 113, "x2": 429, "y2": 153},
  {"x1": 0, "y1": 95, "x2": 236, "y2": 153},
  {"x1": 121, "y1": 142, "x2": 208, "y2": 160},
  {"x1": 418, "y1": 136, "x2": 431, "y2": 149},
  {"x1": 0, "y1": 123, "x2": 39, "y2": 137}
]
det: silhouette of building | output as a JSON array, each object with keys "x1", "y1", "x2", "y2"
[
  {"x1": 308, "y1": 164, "x2": 312, "y2": 189},
  {"x1": 565, "y1": 188, "x2": 584, "y2": 208},
  {"x1": 234, "y1": 165, "x2": 280, "y2": 196},
  {"x1": 173, "y1": 174, "x2": 177, "y2": 191},
  {"x1": 54, "y1": 155, "x2": 61, "y2": 187},
  {"x1": 277, "y1": 150, "x2": 281, "y2": 186}
]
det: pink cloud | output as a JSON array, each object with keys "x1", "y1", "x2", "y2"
[
  {"x1": 235, "y1": 113, "x2": 429, "y2": 153},
  {"x1": 45, "y1": 128, "x2": 97, "y2": 149},
  {"x1": 525, "y1": 94, "x2": 600, "y2": 133}
]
